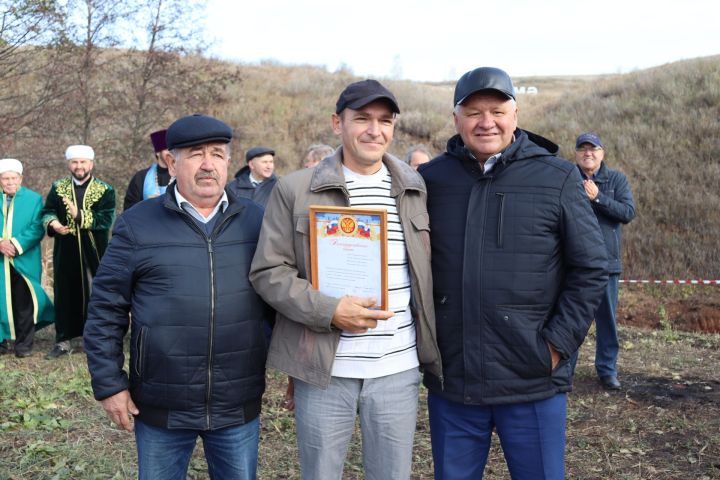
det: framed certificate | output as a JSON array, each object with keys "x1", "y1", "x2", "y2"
[{"x1": 309, "y1": 205, "x2": 388, "y2": 310}]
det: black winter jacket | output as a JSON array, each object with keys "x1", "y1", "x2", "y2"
[
  {"x1": 229, "y1": 166, "x2": 277, "y2": 207},
  {"x1": 84, "y1": 187, "x2": 271, "y2": 430},
  {"x1": 419, "y1": 129, "x2": 608, "y2": 406},
  {"x1": 579, "y1": 162, "x2": 636, "y2": 274}
]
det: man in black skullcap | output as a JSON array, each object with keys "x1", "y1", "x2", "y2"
[
  {"x1": 84, "y1": 114, "x2": 271, "y2": 479},
  {"x1": 228, "y1": 146, "x2": 278, "y2": 207},
  {"x1": 419, "y1": 67, "x2": 608, "y2": 479},
  {"x1": 123, "y1": 129, "x2": 173, "y2": 211}
]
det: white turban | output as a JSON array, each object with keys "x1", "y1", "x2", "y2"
[
  {"x1": 0, "y1": 158, "x2": 23, "y2": 175},
  {"x1": 65, "y1": 145, "x2": 95, "y2": 161}
]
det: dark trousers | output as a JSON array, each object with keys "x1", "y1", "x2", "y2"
[
  {"x1": 10, "y1": 265, "x2": 35, "y2": 353},
  {"x1": 428, "y1": 392, "x2": 567, "y2": 480}
]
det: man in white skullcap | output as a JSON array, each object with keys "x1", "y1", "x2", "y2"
[
  {"x1": 0, "y1": 159, "x2": 54, "y2": 357},
  {"x1": 41, "y1": 145, "x2": 115, "y2": 359}
]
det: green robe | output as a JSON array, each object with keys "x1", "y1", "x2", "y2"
[
  {"x1": 41, "y1": 176, "x2": 115, "y2": 342},
  {"x1": 1, "y1": 187, "x2": 54, "y2": 341}
]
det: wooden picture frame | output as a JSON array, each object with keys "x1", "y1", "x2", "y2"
[{"x1": 309, "y1": 205, "x2": 388, "y2": 310}]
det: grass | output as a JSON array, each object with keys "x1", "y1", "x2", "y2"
[{"x1": 1, "y1": 316, "x2": 719, "y2": 479}]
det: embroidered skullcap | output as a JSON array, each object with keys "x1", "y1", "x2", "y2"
[
  {"x1": 65, "y1": 145, "x2": 95, "y2": 161},
  {"x1": 0, "y1": 158, "x2": 23, "y2": 175}
]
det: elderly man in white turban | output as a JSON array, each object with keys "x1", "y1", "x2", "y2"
[
  {"x1": 41, "y1": 145, "x2": 115, "y2": 359},
  {"x1": 0, "y1": 159, "x2": 54, "y2": 357}
]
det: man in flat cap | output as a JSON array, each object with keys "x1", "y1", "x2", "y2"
[
  {"x1": 573, "y1": 132, "x2": 636, "y2": 390},
  {"x1": 41, "y1": 145, "x2": 115, "y2": 359},
  {"x1": 228, "y1": 146, "x2": 277, "y2": 207},
  {"x1": 418, "y1": 67, "x2": 608, "y2": 479},
  {"x1": 0, "y1": 159, "x2": 54, "y2": 358},
  {"x1": 84, "y1": 114, "x2": 271, "y2": 479},
  {"x1": 250, "y1": 80, "x2": 441, "y2": 479},
  {"x1": 123, "y1": 129, "x2": 173, "y2": 211}
]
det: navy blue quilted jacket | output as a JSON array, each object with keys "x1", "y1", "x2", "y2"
[
  {"x1": 419, "y1": 130, "x2": 608, "y2": 406},
  {"x1": 84, "y1": 186, "x2": 270, "y2": 430},
  {"x1": 579, "y1": 162, "x2": 636, "y2": 274}
]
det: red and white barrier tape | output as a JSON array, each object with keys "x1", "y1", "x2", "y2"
[{"x1": 619, "y1": 279, "x2": 720, "y2": 285}]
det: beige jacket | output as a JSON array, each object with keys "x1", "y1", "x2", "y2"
[{"x1": 249, "y1": 148, "x2": 442, "y2": 388}]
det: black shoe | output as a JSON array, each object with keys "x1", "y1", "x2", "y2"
[
  {"x1": 600, "y1": 375, "x2": 621, "y2": 390},
  {"x1": 46, "y1": 344, "x2": 70, "y2": 359},
  {"x1": 15, "y1": 350, "x2": 33, "y2": 358},
  {"x1": 0, "y1": 340, "x2": 9, "y2": 355}
]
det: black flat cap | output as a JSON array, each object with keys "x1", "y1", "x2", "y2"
[
  {"x1": 166, "y1": 114, "x2": 232, "y2": 150},
  {"x1": 335, "y1": 79, "x2": 400, "y2": 114},
  {"x1": 245, "y1": 146, "x2": 275, "y2": 162},
  {"x1": 454, "y1": 67, "x2": 516, "y2": 106}
]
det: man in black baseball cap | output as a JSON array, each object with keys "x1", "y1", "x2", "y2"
[
  {"x1": 335, "y1": 79, "x2": 400, "y2": 114},
  {"x1": 418, "y1": 68, "x2": 608, "y2": 479},
  {"x1": 85, "y1": 112, "x2": 271, "y2": 479},
  {"x1": 250, "y1": 78, "x2": 441, "y2": 479}
]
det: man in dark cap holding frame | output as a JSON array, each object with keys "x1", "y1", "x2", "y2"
[
  {"x1": 85, "y1": 114, "x2": 271, "y2": 480},
  {"x1": 250, "y1": 80, "x2": 441, "y2": 479}
]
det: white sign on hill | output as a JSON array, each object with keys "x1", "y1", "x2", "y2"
[{"x1": 515, "y1": 86, "x2": 538, "y2": 95}]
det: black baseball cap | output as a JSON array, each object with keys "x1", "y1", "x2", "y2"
[
  {"x1": 335, "y1": 79, "x2": 400, "y2": 114},
  {"x1": 166, "y1": 114, "x2": 232, "y2": 150},
  {"x1": 454, "y1": 67, "x2": 516, "y2": 106}
]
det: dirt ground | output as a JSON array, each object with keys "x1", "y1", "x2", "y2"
[{"x1": 618, "y1": 285, "x2": 720, "y2": 333}]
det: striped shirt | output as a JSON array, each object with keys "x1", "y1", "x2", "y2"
[{"x1": 331, "y1": 164, "x2": 419, "y2": 379}]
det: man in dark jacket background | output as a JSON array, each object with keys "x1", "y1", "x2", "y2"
[
  {"x1": 228, "y1": 146, "x2": 278, "y2": 207},
  {"x1": 418, "y1": 67, "x2": 608, "y2": 479},
  {"x1": 573, "y1": 132, "x2": 636, "y2": 390},
  {"x1": 84, "y1": 114, "x2": 270, "y2": 480}
]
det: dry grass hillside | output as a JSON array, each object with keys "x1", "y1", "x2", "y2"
[
  {"x1": 5, "y1": 54, "x2": 719, "y2": 279},
  {"x1": 202, "y1": 56, "x2": 720, "y2": 279},
  {"x1": 521, "y1": 56, "x2": 720, "y2": 279}
]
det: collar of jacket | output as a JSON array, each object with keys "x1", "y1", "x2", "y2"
[
  {"x1": 162, "y1": 183, "x2": 246, "y2": 216},
  {"x1": 577, "y1": 161, "x2": 609, "y2": 183},
  {"x1": 309, "y1": 146, "x2": 426, "y2": 197}
]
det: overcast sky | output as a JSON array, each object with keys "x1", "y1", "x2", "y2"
[{"x1": 204, "y1": 0, "x2": 720, "y2": 82}]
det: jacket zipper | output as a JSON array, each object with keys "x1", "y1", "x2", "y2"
[
  {"x1": 206, "y1": 237, "x2": 214, "y2": 430},
  {"x1": 171, "y1": 203, "x2": 238, "y2": 431},
  {"x1": 496, "y1": 192, "x2": 505, "y2": 248},
  {"x1": 463, "y1": 176, "x2": 492, "y2": 401}
]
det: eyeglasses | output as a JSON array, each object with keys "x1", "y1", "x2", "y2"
[{"x1": 575, "y1": 146, "x2": 603, "y2": 153}]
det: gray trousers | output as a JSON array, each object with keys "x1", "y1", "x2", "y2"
[{"x1": 294, "y1": 368, "x2": 421, "y2": 480}]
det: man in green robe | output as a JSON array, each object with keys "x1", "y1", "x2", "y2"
[
  {"x1": 0, "y1": 158, "x2": 54, "y2": 357},
  {"x1": 41, "y1": 145, "x2": 115, "y2": 359}
]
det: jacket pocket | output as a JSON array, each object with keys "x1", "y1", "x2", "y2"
[
  {"x1": 486, "y1": 306, "x2": 552, "y2": 379},
  {"x1": 134, "y1": 326, "x2": 147, "y2": 378},
  {"x1": 495, "y1": 193, "x2": 505, "y2": 248},
  {"x1": 409, "y1": 212, "x2": 431, "y2": 258},
  {"x1": 295, "y1": 216, "x2": 311, "y2": 279}
]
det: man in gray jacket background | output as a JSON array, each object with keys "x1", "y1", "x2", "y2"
[{"x1": 250, "y1": 79, "x2": 441, "y2": 480}]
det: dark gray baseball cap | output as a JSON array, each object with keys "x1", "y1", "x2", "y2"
[{"x1": 454, "y1": 67, "x2": 516, "y2": 106}]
